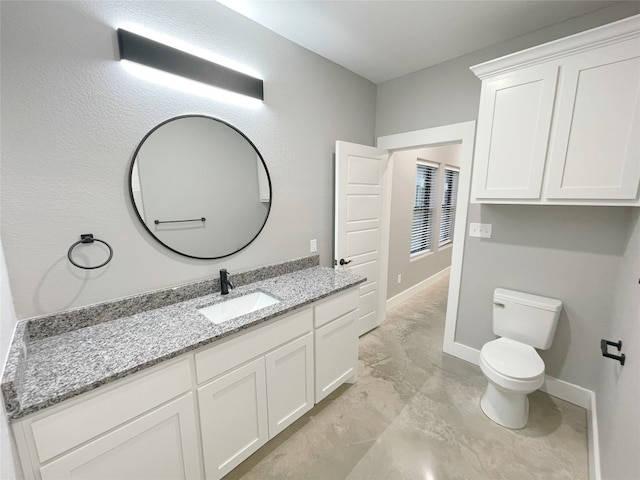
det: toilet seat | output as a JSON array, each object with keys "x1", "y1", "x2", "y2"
[
  {"x1": 480, "y1": 338, "x2": 545, "y2": 393},
  {"x1": 481, "y1": 338, "x2": 545, "y2": 380}
]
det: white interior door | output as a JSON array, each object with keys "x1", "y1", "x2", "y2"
[{"x1": 335, "y1": 141, "x2": 389, "y2": 336}]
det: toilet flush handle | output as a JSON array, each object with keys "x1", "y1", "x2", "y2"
[{"x1": 493, "y1": 301, "x2": 505, "y2": 308}]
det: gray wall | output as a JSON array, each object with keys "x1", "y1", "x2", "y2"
[
  {"x1": 387, "y1": 144, "x2": 461, "y2": 299},
  {"x1": 376, "y1": 2, "x2": 640, "y2": 137},
  {"x1": 595, "y1": 210, "x2": 639, "y2": 480},
  {"x1": 1, "y1": 240, "x2": 23, "y2": 479},
  {"x1": 0, "y1": 1, "x2": 376, "y2": 319},
  {"x1": 456, "y1": 205, "x2": 632, "y2": 389}
]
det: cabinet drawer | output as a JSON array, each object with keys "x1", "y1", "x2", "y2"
[
  {"x1": 30, "y1": 358, "x2": 192, "y2": 464},
  {"x1": 314, "y1": 288, "x2": 359, "y2": 328},
  {"x1": 196, "y1": 307, "x2": 312, "y2": 384}
]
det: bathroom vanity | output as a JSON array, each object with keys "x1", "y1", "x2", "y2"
[{"x1": 2, "y1": 258, "x2": 364, "y2": 480}]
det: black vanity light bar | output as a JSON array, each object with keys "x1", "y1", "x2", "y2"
[{"x1": 117, "y1": 29, "x2": 264, "y2": 101}]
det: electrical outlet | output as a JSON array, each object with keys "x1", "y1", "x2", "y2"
[
  {"x1": 310, "y1": 239, "x2": 317, "y2": 253},
  {"x1": 397, "y1": 274, "x2": 402, "y2": 284},
  {"x1": 469, "y1": 223, "x2": 492, "y2": 238}
]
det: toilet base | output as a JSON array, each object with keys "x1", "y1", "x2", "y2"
[{"x1": 480, "y1": 382, "x2": 530, "y2": 429}]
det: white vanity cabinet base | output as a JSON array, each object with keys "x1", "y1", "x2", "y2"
[
  {"x1": 11, "y1": 286, "x2": 361, "y2": 480},
  {"x1": 198, "y1": 357, "x2": 268, "y2": 480},
  {"x1": 28, "y1": 359, "x2": 192, "y2": 465},
  {"x1": 195, "y1": 307, "x2": 315, "y2": 479},
  {"x1": 12, "y1": 358, "x2": 200, "y2": 480},
  {"x1": 39, "y1": 394, "x2": 201, "y2": 480},
  {"x1": 265, "y1": 332, "x2": 314, "y2": 437},
  {"x1": 313, "y1": 288, "x2": 359, "y2": 403},
  {"x1": 195, "y1": 308, "x2": 313, "y2": 384}
]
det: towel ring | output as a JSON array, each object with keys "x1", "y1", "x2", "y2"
[{"x1": 67, "y1": 234, "x2": 113, "y2": 270}]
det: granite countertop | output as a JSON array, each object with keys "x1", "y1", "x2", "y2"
[{"x1": 2, "y1": 263, "x2": 364, "y2": 421}]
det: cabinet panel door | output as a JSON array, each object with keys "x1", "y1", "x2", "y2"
[
  {"x1": 39, "y1": 394, "x2": 201, "y2": 480},
  {"x1": 546, "y1": 39, "x2": 640, "y2": 200},
  {"x1": 315, "y1": 311, "x2": 358, "y2": 403},
  {"x1": 472, "y1": 64, "x2": 558, "y2": 199},
  {"x1": 198, "y1": 357, "x2": 268, "y2": 480},
  {"x1": 265, "y1": 332, "x2": 314, "y2": 438}
]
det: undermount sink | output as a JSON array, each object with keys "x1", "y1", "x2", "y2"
[{"x1": 198, "y1": 292, "x2": 280, "y2": 325}]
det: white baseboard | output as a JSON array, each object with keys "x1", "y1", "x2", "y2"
[
  {"x1": 449, "y1": 341, "x2": 600, "y2": 480},
  {"x1": 586, "y1": 390, "x2": 601, "y2": 480},
  {"x1": 386, "y1": 267, "x2": 450, "y2": 311},
  {"x1": 448, "y1": 341, "x2": 480, "y2": 364},
  {"x1": 539, "y1": 375, "x2": 591, "y2": 408}
]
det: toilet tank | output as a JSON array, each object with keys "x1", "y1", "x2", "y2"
[{"x1": 493, "y1": 288, "x2": 562, "y2": 350}]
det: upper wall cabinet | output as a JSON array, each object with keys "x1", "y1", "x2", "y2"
[{"x1": 471, "y1": 15, "x2": 640, "y2": 206}]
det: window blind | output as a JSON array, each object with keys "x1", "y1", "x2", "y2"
[
  {"x1": 411, "y1": 163, "x2": 438, "y2": 254},
  {"x1": 439, "y1": 168, "x2": 460, "y2": 246}
]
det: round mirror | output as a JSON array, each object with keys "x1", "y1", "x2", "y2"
[{"x1": 129, "y1": 115, "x2": 272, "y2": 259}]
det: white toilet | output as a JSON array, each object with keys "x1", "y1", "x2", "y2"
[{"x1": 479, "y1": 288, "x2": 562, "y2": 429}]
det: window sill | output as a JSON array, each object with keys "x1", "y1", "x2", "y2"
[{"x1": 410, "y1": 249, "x2": 433, "y2": 262}]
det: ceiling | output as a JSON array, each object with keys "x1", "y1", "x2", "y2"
[{"x1": 218, "y1": 0, "x2": 620, "y2": 84}]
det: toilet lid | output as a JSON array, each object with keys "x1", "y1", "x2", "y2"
[{"x1": 481, "y1": 338, "x2": 545, "y2": 380}]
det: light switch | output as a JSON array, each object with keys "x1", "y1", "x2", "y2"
[
  {"x1": 469, "y1": 223, "x2": 492, "y2": 238},
  {"x1": 310, "y1": 239, "x2": 317, "y2": 253}
]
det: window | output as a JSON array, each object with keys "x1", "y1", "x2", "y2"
[
  {"x1": 411, "y1": 163, "x2": 438, "y2": 255},
  {"x1": 439, "y1": 168, "x2": 460, "y2": 246}
]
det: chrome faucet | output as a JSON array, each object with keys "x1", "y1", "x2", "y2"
[{"x1": 220, "y1": 268, "x2": 235, "y2": 295}]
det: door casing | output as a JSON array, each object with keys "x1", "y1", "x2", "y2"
[{"x1": 377, "y1": 121, "x2": 476, "y2": 355}]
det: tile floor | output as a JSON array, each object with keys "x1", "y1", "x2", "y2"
[{"x1": 226, "y1": 274, "x2": 588, "y2": 479}]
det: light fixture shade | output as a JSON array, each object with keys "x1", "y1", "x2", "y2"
[{"x1": 117, "y1": 29, "x2": 264, "y2": 101}]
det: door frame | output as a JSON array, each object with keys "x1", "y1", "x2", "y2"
[{"x1": 377, "y1": 121, "x2": 476, "y2": 356}]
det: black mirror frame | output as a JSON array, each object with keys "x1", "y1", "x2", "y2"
[{"x1": 128, "y1": 114, "x2": 272, "y2": 260}]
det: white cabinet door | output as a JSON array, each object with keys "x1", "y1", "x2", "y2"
[
  {"x1": 39, "y1": 394, "x2": 202, "y2": 480},
  {"x1": 198, "y1": 357, "x2": 268, "y2": 480},
  {"x1": 265, "y1": 332, "x2": 314, "y2": 438},
  {"x1": 315, "y1": 310, "x2": 358, "y2": 403},
  {"x1": 546, "y1": 38, "x2": 640, "y2": 200},
  {"x1": 472, "y1": 63, "x2": 559, "y2": 200}
]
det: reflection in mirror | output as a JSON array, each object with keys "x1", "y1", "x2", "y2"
[{"x1": 129, "y1": 115, "x2": 271, "y2": 259}]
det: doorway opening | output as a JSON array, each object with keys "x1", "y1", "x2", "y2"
[
  {"x1": 377, "y1": 121, "x2": 475, "y2": 356},
  {"x1": 386, "y1": 142, "x2": 462, "y2": 311}
]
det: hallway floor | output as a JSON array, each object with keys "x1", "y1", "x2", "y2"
[{"x1": 226, "y1": 274, "x2": 589, "y2": 479}]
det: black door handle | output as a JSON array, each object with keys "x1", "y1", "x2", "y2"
[{"x1": 339, "y1": 258, "x2": 352, "y2": 266}]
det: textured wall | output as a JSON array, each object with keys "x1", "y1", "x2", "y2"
[
  {"x1": 0, "y1": 1, "x2": 376, "y2": 319},
  {"x1": 1, "y1": 240, "x2": 23, "y2": 479},
  {"x1": 387, "y1": 145, "x2": 461, "y2": 299},
  {"x1": 596, "y1": 210, "x2": 639, "y2": 480}
]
